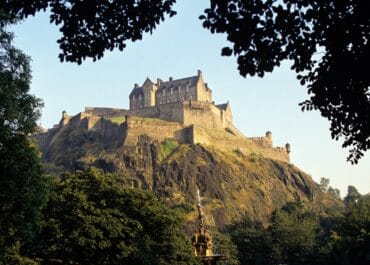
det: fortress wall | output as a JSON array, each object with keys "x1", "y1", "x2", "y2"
[
  {"x1": 35, "y1": 127, "x2": 59, "y2": 153},
  {"x1": 183, "y1": 101, "x2": 224, "y2": 130},
  {"x1": 225, "y1": 125, "x2": 247, "y2": 138},
  {"x1": 157, "y1": 102, "x2": 184, "y2": 123},
  {"x1": 84, "y1": 107, "x2": 129, "y2": 117},
  {"x1": 249, "y1": 136, "x2": 273, "y2": 148},
  {"x1": 223, "y1": 109, "x2": 233, "y2": 128},
  {"x1": 130, "y1": 106, "x2": 158, "y2": 118},
  {"x1": 87, "y1": 116, "x2": 102, "y2": 129},
  {"x1": 190, "y1": 125, "x2": 289, "y2": 163},
  {"x1": 123, "y1": 116, "x2": 187, "y2": 146}
]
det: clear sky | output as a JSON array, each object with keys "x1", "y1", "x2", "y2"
[{"x1": 10, "y1": 0, "x2": 369, "y2": 196}]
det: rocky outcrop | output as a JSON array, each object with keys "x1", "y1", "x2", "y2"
[{"x1": 39, "y1": 122, "x2": 340, "y2": 227}]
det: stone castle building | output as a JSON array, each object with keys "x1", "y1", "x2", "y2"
[
  {"x1": 36, "y1": 70, "x2": 291, "y2": 163},
  {"x1": 129, "y1": 70, "x2": 212, "y2": 109}
]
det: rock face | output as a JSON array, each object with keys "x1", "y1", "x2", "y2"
[{"x1": 39, "y1": 120, "x2": 338, "y2": 228}]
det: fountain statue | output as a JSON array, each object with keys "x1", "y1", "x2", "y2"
[{"x1": 191, "y1": 189, "x2": 227, "y2": 265}]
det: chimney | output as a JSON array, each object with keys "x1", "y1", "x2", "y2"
[
  {"x1": 157, "y1": 78, "x2": 162, "y2": 86},
  {"x1": 197, "y1": 69, "x2": 202, "y2": 77},
  {"x1": 169, "y1": 77, "x2": 173, "y2": 81},
  {"x1": 134, "y1": 83, "x2": 139, "y2": 88}
]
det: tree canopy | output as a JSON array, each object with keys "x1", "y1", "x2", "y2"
[
  {"x1": 227, "y1": 196, "x2": 370, "y2": 265},
  {"x1": 0, "y1": 0, "x2": 176, "y2": 64},
  {"x1": 26, "y1": 169, "x2": 199, "y2": 265},
  {"x1": 1, "y1": 0, "x2": 369, "y2": 162},
  {"x1": 200, "y1": 0, "x2": 370, "y2": 163},
  {"x1": 0, "y1": 12, "x2": 48, "y2": 262}
]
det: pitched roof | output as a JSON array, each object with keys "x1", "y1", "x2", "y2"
[
  {"x1": 216, "y1": 102, "x2": 229, "y2": 110},
  {"x1": 129, "y1": 78, "x2": 154, "y2": 98},
  {"x1": 157, "y1": 75, "x2": 199, "y2": 92},
  {"x1": 129, "y1": 85, "x2": 143, "y2": 98}
]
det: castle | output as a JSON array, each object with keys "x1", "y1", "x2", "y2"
[{"x1": 36, "y1": 70, "x2": 291, "y2": 162}]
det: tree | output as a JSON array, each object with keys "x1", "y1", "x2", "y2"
[
  {"x1": 323, "y1": 195, "x2": 370, "y2": 265},
  {"x1": 319, "y1": 178, "x2": 330, "y2": 192},
  {"x1": 344, "y1": 185, "x2": 362, "y2": 205},
  {"x1": 211, "y1": 231, "x2": 240, "y2": 265},
  {"x1": 200, "y1": 0, "x2": 370, "y2": 163},
  {"x1": 1, "y1": 1, "x2": 369, "y2": 163},
  {"x1": 226, "y1": 216, "x2": 273, "y2": 265},
  {"x1": 327, "y1": 187, "x2": 341, "y2": 200},
  {"x1": 0, "y1": 0, "x2": 176, "y2": 64},
  {"x1": 270, "y1": 202, "x2": 318, "y2": 265},
  {"x1": 0, "y1": 12, "x2": 48, "y2": 262},
  {"x1": 27, "y1": 169, "x2": 199, "y2": 265}
]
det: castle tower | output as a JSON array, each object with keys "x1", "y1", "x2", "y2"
[
  {"x1": 142, "y1": 78, "x2": 157, "y2": 107},
  {"x1": 195, "y1": 70, "x2": 212, "y2": 102},
  {"x1": 129, "y1": 78, "x2": 157, "y2": 110}
]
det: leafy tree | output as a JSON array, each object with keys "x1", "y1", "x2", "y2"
[
  {"x1": 327, "y1": 187, "x2": 341, "y2": 200},
  {"x1": 322, "y1": 195, "x2": 370, "y2": 265},
  {"x1": 0, "y1": 12, "x2": 48, "y2": 263},
  {"x1": 200, "y1": 0, "x2": 370, "y2": 163},
  {"x1": 270, "y1": 202, "x2": 318, "y2": 265},
  {"x1": 226, "y1": 216, "x2": 272, "y2": 265},
  {"x1": 0, "y1": 0, "x2": 176, "y2": 64},
  {"x1": 319, "y1": 177, "x2": 330, "y2": 192},
  {"x1": 211, "y1": 231, "x2": 240, "y2": 265},
  {"x1": 28, "y1": 168, "x2": 199, "y2": 265},
  {"x1": 344, "y1": 185, "x2": 362, "y2": 205},
  {"x1": 2, "y1": 1, "x2": 370, "y2": 163}
]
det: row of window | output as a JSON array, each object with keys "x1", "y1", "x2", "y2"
[
  {"x1": 157, "y1": 95, "x2": 193, "y2": 105},
  {"x1": 131, "y1": 95, "x2": 194, "y2": 109},
  {"x1": 161, "y1": 86, "x2": 190, "y2": 96},
  {"x1": 131, "y1": 87, "x2": 192, "y2": 101}
]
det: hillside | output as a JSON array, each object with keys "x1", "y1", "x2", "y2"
[{"x1": 38, "y1": 117, "x2": 341, "y2": 227}]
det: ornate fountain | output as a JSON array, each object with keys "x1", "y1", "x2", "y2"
[{"x1": 191, "y1": 189, "x2": 227, "y2": 265}]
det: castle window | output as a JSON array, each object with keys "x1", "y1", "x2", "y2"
[
  {"x1": 178, "y1": 87, "x2": 181, "y2": 93},
  {"x1": 138, "y1": 94, "x2": 142, "y2": 100},
  {"x1": 163, "y1": 90, "x2": 166, "y2": 96},
  {"x1": 170, "y1": 87, "x2": 173, "y2": 94},
  {"x1": 190, "y1": 95, "x2": 193, "y2": 100},
  {"x1": 186, "y1": 86, "x2": 189, "y2": 92},
  {"x1": 167, "y1": 99, "x2": 169, "y2": 103}
]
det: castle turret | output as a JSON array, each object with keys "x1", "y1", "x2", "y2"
[
  {"x1": 60, "y1": 110, "x2": 71, "y2": 126},
  {"x1": 285, "y1": 143, "x2": 291, "y2": 154},
  {"x1": 265, "y1": 131, "x2": 273, "y2": 147}
]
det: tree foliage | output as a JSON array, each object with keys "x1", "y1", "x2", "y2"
[
  {"x1": 0, "y1": 13, "x2": 47, "y2": 262},
  {"x1": 226, "y1": 216, "x2": 272, "y2": 265},
  {"x1": 0, "y1": 0, "x2": 176, "y2": 64},
  {"x1": 1, "y1": 0, "x2": 370, "y2": 162},
  {"x1": 27, "y1": 169, "x2": 199, "y2": 265},
  {"x1": 200, "y1": 0, "x2": 370, "y2": 163},
  {"x1": 227, "y1": 190, "x2": 370, "y2": 265},
  {"x1": 270, "y1": 202, "x2": 318, "y2": 265}
]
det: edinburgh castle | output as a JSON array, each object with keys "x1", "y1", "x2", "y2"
[{"x1": 36, "y1": 70, "x2": 291, "y2": 162}]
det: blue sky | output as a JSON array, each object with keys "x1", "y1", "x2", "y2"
[{"x1": 10, "y1": 0, "x2": 369, "y2": 196}]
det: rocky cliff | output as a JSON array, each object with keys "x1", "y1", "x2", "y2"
[{"x1": 38, "y1": 118, "x2": 340, "y2": 228}]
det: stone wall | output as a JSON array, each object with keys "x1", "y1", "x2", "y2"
[
  {"x1": 123, "y1": 116, "x2": 188, "y2": 147},
  {"x1": 188, "y1": 125, "x2": 289, "y2": 163},
  {"x1": 249, "y1": 136, "x2": 273, "y2": 148},
  {"x1": 183, "y1": 101, "x2": 224, "y2": 130},
  {"x1": 84, "y1": 107, "x2": 129, "y2": 117}
]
